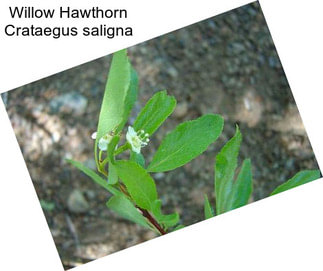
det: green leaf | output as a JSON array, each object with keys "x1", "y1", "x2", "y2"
[
  {"x1": 66, "y1": 159, "x2": 120, "y2": 195},
  {"x1": 271, "y1": 170, "x2": 321, "y2": 196},
  {"x1": 96, "y1": 49, "x2": 133, "y2": 142},
  {"x1": 214, "y1": 126, "x2": 242, "y2": 215},
  {"x1": 130, "y1": 150, "x2": 145, "y2": 167},
  {"x1": 133, "y1": 90, "x2": 176, "y2": 136},
  {"x1": 107, "y1": 135, "x2": 120, "y2": 164},
  {"x1": 40, "y1": 200, "x2": 55, "y2": 211},
  {"x1": 147, "y1": 114, "x2": 224, "y2": 172},
  {"x1": 108, "y1": 163, "x2": 118, "y2": 185},
  {"x1": 115, "y1": 160, "x2": 158, "y2": 210},
  {"x1": 106, "y1": 195, "x2": 151, "y2": 229},
  {"x1": 231, "y1": 159, "x2": 253, "y2": 209},
  {"x1": 151, "y1": 200, "x2": 179, "y2": 229},
  {"x1": 118, "y1": 68, "x2": 139, "y2": 132},
  {"x1": 203, "y1": 194, "x2": 214, "y2": 219}
]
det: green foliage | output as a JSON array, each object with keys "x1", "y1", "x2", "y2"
[
  {"x1": 271, "y1": 170, "x2": 320, "y2": 195},
  {"x1": 130, "y1": 150, "x2": 145, "y2": 167},
  {"x1": 151, "y1": 200, "x2": 179, "y2": 229},
  {"x1": 118, "y1": 68, "x2": 139, "y2": 131},
  {"x1": 215, "y1": 126, "x2": 240, "y2": 214},
  {"x1": 40, "y1": 200, "x2": 55, "y2": 211},
  {"x1": 66, "y1": 159, "x2": 120, "y2": 195},
  {"x1": 147, "y1": 114, "x2": 224, "y2": 172},
  {"x1": 108, "y1": 163, "x2": 118, "y2": 185},
  {"x1": 133, "y1": 90, "x2": 176, "y2": 136},
  {"x1": 106, "y1": 195, "x2": 151, "y2": 229},
  {"x1": 115, "y1": 160, "x2": 158, "y2": 210},
  {"x1": 231, "y1": 159, "x2": 253, "y2": 209},
  {"x1": 96, "y1": 49, "x2": 134, "y2": 141},
  {"x1": 68, "y1": 48, "x2": 319, "y2": 237},
  {"x1": 214, "y1": 127, "x2": 253, "y2": 215},
  {"x1": 107, "y1": 135, "x2": 120, "y2": 164},
  {"x1": 203, "y1": 195, "x2": 214, "y2": 219}
]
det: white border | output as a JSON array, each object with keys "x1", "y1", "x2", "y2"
[{"x1": 0, "y1": 0, "x2": 322, "y2": 270}]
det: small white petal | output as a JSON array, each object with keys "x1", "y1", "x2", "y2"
[
  {"x1": 98, "y1": 138, "x2": 108, "y2": 151},
  {"x1": 126, "y1": 130, "x2": 132, "y2": 143},
  {"x1": 128, "y1": 126, "x2": 136, "y2": 137},
  {"x1": 133, "y1": 146, "x2": 141, "y2": 153},
  {"x1": 91, "y1": 132, "x2": 97, "y2": 139}
]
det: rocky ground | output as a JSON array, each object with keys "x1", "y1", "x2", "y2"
[{"x1": 2, "y1": 2, "x2": 320, "y2": 269}]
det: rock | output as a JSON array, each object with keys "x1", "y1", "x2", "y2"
[
  {"x1": 189, "y1": 188, "x2": 206, "y2": 206},
  {"x1": 167, "y1": 66, "x2": 178, "y2": 78},
  {"x1": 85, "y1": 190, "x2": 96, "y2": 200},
  {"x1": 51, "y1": 131, "x2": 61, "y2": 143},
  {"x1": 268, "y1": 105, "x2": 305, "y2": 135},
  {"x1": 67, "y1": 189, "x2": 90, "y2": 214},
  {"x1": 173, "y1": 102, "x2": 188, "y2": 119},
  {"x1": 78, "y1": 219, "x2": 111, "y2": 244},
  {"x1": 154, "y1": 172, "x2": 165, "y2": 180},
  {"x1": 234, "y1": 89, "x2": 263, "y2": 127},
  {"x1": 76, "y1": 244, "x2": 115, "y2": 259},
  {"x1": 50, "y1": 92, "x2": 88, "y2": 115},
  {"x1": 227, "y1": 42, "x2": 245, "y2": 55}
]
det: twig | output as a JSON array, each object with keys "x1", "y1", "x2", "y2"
[{"x1": 137, "y1": 207, "x2": 166, "y2": 235}]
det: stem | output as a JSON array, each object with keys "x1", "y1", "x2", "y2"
[
  {"x1": 118, "y1": 183, "x2": 166, "y2": 235},
  {"x1": 100, "y1": 157, "x2": 109, "y2": 170},
  {"x1": 119, "y1": 183, "x2": 130, "y2": 197},
  {"x1": 115, "y1": 143, "x2": 130, "y2": 156},
  {"x1": 98, "y1": 143, "x2": 130, "y2": 175},
  {"x1": 94, "y1": 143, "x2": 100, "y2": 170},
  {"x1": 99, "y1": 150, "x2": 103, "y2": 163},
  {"x1": 94, "y1": 144, "x2": 108, "y2": 176},
  {"x1": 98, "y1": 156, "x2": 108, "y2": 177},
  {"x1": 137, "y1": 207, "x2": 166, "y2": 235}
]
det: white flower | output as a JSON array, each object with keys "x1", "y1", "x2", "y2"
[
  {"x1": 91, "y1": 131, "x2": 112, "y2": 151},
  {"x1": 91, "y1": 132, "x2": 97, "y2": 139},
  {"x1": 126, "y1": 126, "x2": 149, "y2": 154}
]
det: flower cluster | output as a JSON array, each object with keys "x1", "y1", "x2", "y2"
[{"x1": 91, "y1": 126, "x2": 149, "y2": 154}]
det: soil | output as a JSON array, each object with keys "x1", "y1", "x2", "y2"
[{"x1": 2, "y1": 2, "x2": 320, "y2": 269}]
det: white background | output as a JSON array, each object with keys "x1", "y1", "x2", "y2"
[{"x1": 0, "y1": 0, "x2": 322, "y2": 270}]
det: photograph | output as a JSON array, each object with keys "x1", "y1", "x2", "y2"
[{"x1": 1, "y1": 2, "x2": 320, "y2": 269}]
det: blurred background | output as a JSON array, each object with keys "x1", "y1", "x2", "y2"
[{"x1": 2, "y1": 2, "x2": 320, "y2": 269}]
